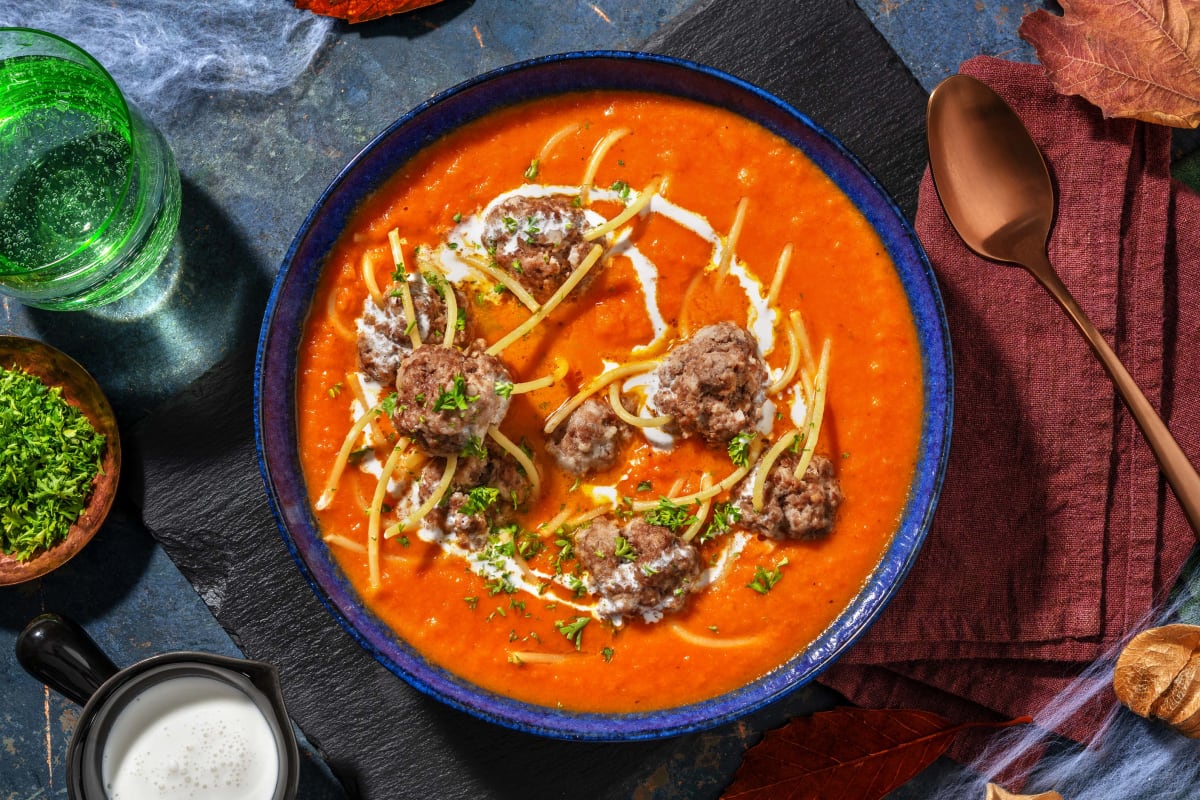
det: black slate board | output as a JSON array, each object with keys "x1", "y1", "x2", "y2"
[{"x1": 130, "y1": 2, "x2": 928, "y2": 797}]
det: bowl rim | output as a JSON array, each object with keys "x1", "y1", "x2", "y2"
[{"x1": 254, "y1": 49, "x2": 953, "y2": 740}]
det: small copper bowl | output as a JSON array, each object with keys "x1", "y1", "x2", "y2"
[{"x1": 0, "y1": 336, "x2": 121, "y2": 585}]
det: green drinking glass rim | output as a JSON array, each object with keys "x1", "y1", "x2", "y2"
[{"x1": 0, "y1": 27, "x2": 138, "y2": 276}]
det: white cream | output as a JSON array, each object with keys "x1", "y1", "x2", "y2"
[{"x1": 101, "y1": 675, "x2": 280, "y2": 800}]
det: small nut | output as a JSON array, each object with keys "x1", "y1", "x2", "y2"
[{"x1": 1113, "y1": 624, "x2": 1200, "y2": 737}]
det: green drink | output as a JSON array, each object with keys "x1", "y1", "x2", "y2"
[{"x1": 0, "y1": 29, "x2": 180, "y2": 310}]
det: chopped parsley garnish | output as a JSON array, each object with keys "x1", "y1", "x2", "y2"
[
  {"x1": 552, "y1": 536, "x2": 574, "y2": 574},
  {"x1": 644, "y1": 497, "x2": 699, "y2": 531},
  {"x1": 601, "y1": 647, "x2": 615, "y2": 663},
  {"x1": 452, "y1": 212, "x2": 463, "y2": 223},
  {"x1": 455, "y1": 308, "x2": 466, "y2": 332},
  {"x1": 460, "y1": 486, "x2": 499, "y2": 515},
  {"x1": 327, "y1": 382, "x2": 343, "y2": 398},
  {"x1": 610, "y1": 180, "x2": 632, "y2": 201},
  {"x1": 636, "y1": 480, "x2": 653, "y2": 492},
  {"x1": 464, "y1": 596, "x2": 479, "y2": 609},
  {"x1": 523, "y1": 158, "x2": 540, "y2": 181},
  {"x1": 0, "y1": 366, "x2": 106, "y2": 561},
  {"x1": 747, "y1": 558, "x2": 789, "y2": 595},
  {"x1": 422, "y1": 270, "x2": 447, "y2": 298},
  {"x1": 701, "y1": 502, "x2": 742, "y2": 543},
  {"x1": 433, "y1": 375, "x2": 478, "y2": 412},
  {"x1": 571, "y1": 195, "x2": 583, "y2": 208},
  {"x1": 346, "y1": 446, "x2": 372, "y2": 465},
  {"x1": 556, "y1": 616, "x2": 590, "y2": 650},
  {"x1": 613, "y1": 535, "x2": 638, "y2": 562},
  {"x1": 378, "y1": 392, "x2": 398, "y2": 416},
  {"x1": 523, "y1": 216, "x2": 541, "y2": 240},
  {"x1": 727, "y1": 431, "x2": 756, "y2": 467},
  {"x1": 460, "y1": 435, "x2": 487, "y2": 460},
  {"x1": 502, "y1": 215, "x2": 519, "y2": 234},
  {"x1": 494, "y1": 380, "x2": 514, "y2": 399}
]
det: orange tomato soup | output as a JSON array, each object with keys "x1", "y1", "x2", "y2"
[{"x1": 297, "y1": 91, "x2": 923, "y2": 712}]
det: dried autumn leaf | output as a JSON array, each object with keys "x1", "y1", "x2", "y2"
[
  {"x1": 986, "y1": 783, "x2": 1064, "y2": 800},
  {"x1": 721, "y1": 708, "x2": 1031, "y2": 800},
  {"x1": 294, "y1": 0, "x2": 443, "y2": 24},
  {"x1": 1019, "y1": 0, "x2": 1200, "y2": 128}
]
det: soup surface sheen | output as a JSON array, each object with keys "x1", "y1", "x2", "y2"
[{"x1": 297, "y1": 91, "x2": 923, "y2": 712}]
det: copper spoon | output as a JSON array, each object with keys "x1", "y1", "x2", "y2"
[{"x1": 926, "y1": 73, "x2": 1200, "y2": 538}]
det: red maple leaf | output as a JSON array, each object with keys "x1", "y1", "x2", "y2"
[
  {"x1": 723, "y1": 708, "x2": 1031, "y2": 800},
  {"x1": 294, "y1": 0, "x2": 443, "y2": 24}
]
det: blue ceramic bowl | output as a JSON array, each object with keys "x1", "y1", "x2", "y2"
[{"x1": 255, "y1": 51, "x2": 952, "y2": 741}]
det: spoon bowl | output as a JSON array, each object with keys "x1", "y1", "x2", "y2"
[{"x1": 927, "y1": 74, "x2": 1200, "y2": 538}]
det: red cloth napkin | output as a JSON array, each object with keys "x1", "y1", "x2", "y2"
[{"x1": 819, "y1": 56, "x2": 1200, "y2": 741}]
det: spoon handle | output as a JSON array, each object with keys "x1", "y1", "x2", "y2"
[{"x1": 1026, "y1": 249, "x2": 1200, "y2": 539}]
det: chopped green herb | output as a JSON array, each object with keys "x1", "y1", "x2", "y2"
[
  {"x1": 613, "y1": 535, "x2": 637, "y2": 562},
  {"x1": 378, "y1": 393, "x2": 398, "y2": 416},
  {"x1": 461, "y1": 486, "x2": 499, "y2": 515},
  {"x1": 346, "y1": 446, "x2": 373, "y2": 465},
  {"x1": 748, "y1": 558, "x2": 789, "y2": 595},
  {"x1": 728, "y1": 431, "x2": 756, "y2": 467},
  {"x1": 494, "y1": 380, "x2": 514, "y2": 399},
  {"x1": 460, "y1": 435, "x2": 488, "y2": 460},
  {"x1": 422, "y1": 270, "x2": 446, "y2": 298},
  {"x1": 701, "y1": 502, "x2": 742, "y2": 543},
  {"x1": 0, "y1": 366, "x2": 106, "y2": 561},
  {"x1": 571, "y1": 195, "x2": 583, "y2": 208},
  {"x1": 523, "y1": 158, "x2": 540, "y2": 181},
  {"x1": 568, "y1": 476, "x2": 581, "y2": 493},
  {"x1": 610, "y1": 180, "x2": 632, "y2": 201},
  {"x1": 636, "y1": 480, "x2": 653, "y2": 492},
  {"x1": 327, "y1": 382, "x2": 343, "y2": 398},
  {"x1": 644, "y1": 497, "x2": 699, "y2": 531},
  {"x1": 455, "y1": 308, "x2": 467, "y2": 332},
  {"x1": 503, "y1": 215, "x2": 519, "y2": 234},
  {"x1": 447, "y1": 242, "x2": 459, "y2": 251},
  {"x1": 464, "y1": 596, "x2": 479, "y2": 609},
  {"x1": 404, "y1": 318, "x2": 418, "y2": 336},
  {"x1": 452, "y1": 212, "x2": 463, "y2": 223},
  {"x1": 399, "y1": 536, "x2": 410, "y2": 547},
  {"x1": 556, "y1": 616, "x2": 590, "y2": 650},
  {"x1": 433, "y1": 375, "x2": 478, "y2": 412},
  {"x1": 601, "y1": 647, "x2": 615, "y2": 663}
]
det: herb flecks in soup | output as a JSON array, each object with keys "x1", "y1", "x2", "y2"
[{"x1": 297, "y1": 91, "x2": 923, "y2": 712}]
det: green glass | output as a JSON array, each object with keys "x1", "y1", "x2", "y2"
[{"x1": 0, "y1": 28, "x2": 180, "y2": 310}]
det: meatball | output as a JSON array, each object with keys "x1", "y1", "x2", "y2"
[
  {"x1": 417, "y1": 443, "x2": 531, "y2": 549},
  {"x1": 545, "y1": 398, "x2": 631, "y2": 476},
  {"x1": 575, "y1": 517, "x2": 702, "y2": 624},
  {"x1": 736, "y1": 452, "x2": 843, "y2": 540},
  {"x1": 480, "y1": 195, "x2": 592, "y2": 302},
  {"x1": 392, "y1": 342, "x2": 511, "y2": 457},
  {"x1": 652, "y1": 322, "x2": 769, "y2": 446},
  {"x1": 357, "y1": 275, "x2": 469, "y2": 384}
]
